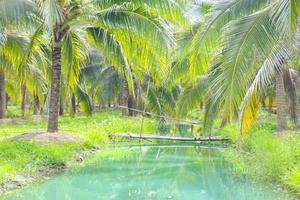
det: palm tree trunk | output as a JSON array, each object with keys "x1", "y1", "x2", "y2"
[
  {"x1": 59, "y1": 97, "x2": 64, "y2": 116},
  {"x1": 47, "y1": 39, "x2": 62, "y2": 132},
  {"x1": 70, "y1": 93, "x2": 76, "y2": 117},
  {"x1": 220, "y1": 115, "x2": 230, "y2": 127},
  {"x1": 6, "y1": 94, "x2": 9, "y2": 109},
  {"x1": 59, "y1": 102, "x2": 64, "y2": 116},
  {"x1": 0, "y1": 69, "x2": 6, "y2": 119},
  {"x1": 268, "y1": 93, "x2": 273, "y2": 114},
  {"x1": 33, "y1": 95, "x2": 40, "y2": 115},
  {"x1": 276, "y1": 72, "x2": 287, "y2": 132},
  {"x1": 21, "y1": 85, "x2": 26, "y2": 117},
  {"x1": 120, "y1": 78, "x2": 129, "y2": 115},
  {"x1": 128, "y1": 95, "x2": 136, "y2": 116},
  {"x1": 200, "y1": 101, "x2": 204, "y2": 110},
  {"x1": 297, "y1": 73, "x2": 300, "y2": 127}
]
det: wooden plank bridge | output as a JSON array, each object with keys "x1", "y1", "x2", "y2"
[{"x1": 112, "y1": 133, "x2": 230, "y2": 142}]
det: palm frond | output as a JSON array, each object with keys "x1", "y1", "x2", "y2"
[
  {"x1": 62, "y1": 30, "x2": 87, "y2": 91},
  {"x1": 0, "y1": 0, "x2": 36, "y2": 26},
  {"x1": 271, "y1": 0, "x2": 300, "y2": 39},
  {"x1": 207, "y1": 6, "x2": 279, "y2": 123},
  {"x1": 93, "y1": 0, "x2": 187, "y2": 25},
  {"x1": 36, "y1": 0, "x2": 64, "y2": 29},
  {"x1": 239, "y1": 44, "x2": 291, "y2": 133},
  {"x1": 184, "y1": 0, "x2": 271, "y2": 80},
  {"x1": 177, "y1": 76, "x2": 208, "y2": 117},
  {"x1": 18, "y1": 25, "x2": 46, "y2": 84},
  {"x1": 86, "y1": 27, "x2": 135, "y2": 95},
  {"x1": 76, "y1": 85, "x2": 93, "y2": 115}
]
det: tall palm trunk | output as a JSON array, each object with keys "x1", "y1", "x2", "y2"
[
  {"x1": 120, "y1": 78, "x2": 129, "y2": 115},
  {"x1": 70, "y1": 93, "x2": 76, "y2": 117},
  {"x1": 6, "y1": 94, "x2": 9, "y2": 109},
  {"x1": 0, "y1": 69, "x2": 6, "y2": 119},
  {"x1": 200, "y1": 101, "x2": 204, "y2": 110},
  {"x1": 33, "y1": 95, "x2": 40, "y2": 115},
  {"x1": 120, "y1": 77, "x2": 138, "y2": 116},
  {"x1": 59, "y1": 98, "x2": 64, "y2": 116},
  {"x1": 128, "y1": 95, "x2": 136, "y2": 116},
  {"x1": 268, "y1": 92, "x2": 273, "y2": 114},
  {"x1": 276, "y1": 72, "x2": 287, "y2": 132},
  {"x1": 21, "y1": 85, "x2": 26, "y2": 117},
  {"x1": 297, "y1": 73, "x2": 300, "y2": 127},
  {"x1": 47, "y1": 34, "x2": 62, "y2": 132}
]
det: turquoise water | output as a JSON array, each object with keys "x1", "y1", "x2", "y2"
[{"x1": 3, "y1": 144, "x2": 291, "y2": 200}]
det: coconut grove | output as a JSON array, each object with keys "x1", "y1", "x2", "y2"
[{"x1": 0, "y1": 0, "x2": 299, "y2": 199}]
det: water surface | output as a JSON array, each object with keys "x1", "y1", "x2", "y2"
[{"x1": 3, "y1": 144, "x2": 291, "y2": 200}]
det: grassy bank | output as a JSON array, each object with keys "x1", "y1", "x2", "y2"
[
  {"x1": 0, "y1": 107, "x2": 299, "y2": 198},
  {"x1": 218, "y1": 112, "x2": 300, "y2": 196},
  {"x1": 0, "y1": 109, "x2": 154, "y2": 185}
]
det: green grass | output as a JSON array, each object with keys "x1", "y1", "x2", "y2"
[
  {"x1": 6, "y1": 106, "x2": 23, "y2": 118},
  {"x1": 0, "y1": 142, "x2": 79, "y2": 181},
  {"x1": 0, "y1": 108, "x2": 154, "y2": 140},
  {"x1": 0, "y1": 109, "x2": 155, "y2": 183},
  {"x1": 1, "y1": 107, "x2": 299, "y2": 197},
  {"x1": 220, "y1": 112, "x2": 300, "y2": 196}
]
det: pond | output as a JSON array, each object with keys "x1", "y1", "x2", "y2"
[{"x1": 2, "y1": 143, "x2": 292, "y2": 200}]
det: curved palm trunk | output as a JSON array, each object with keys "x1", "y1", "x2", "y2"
[
  {"x1": 276, "y1": 72, "x2": 287, "y2": 132},
  {"x1": 47, "y1": 40, "x2": 62, "y2": 132},
  {"x1": 0, "y1": 69, "x2": 6, "y2": 119}
]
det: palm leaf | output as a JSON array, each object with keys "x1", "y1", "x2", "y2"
[
  {"x1": 207, "y1": 6, "x2": 279, "y2": 123},
  {"x1": 177, "y1": 76, "x2": 208, "y2": 117},
  {"x1": 76, "y1": 85, "x2": 93, "y2": 115},
  {"x1": 93, "y1": 0, "x2": 187, "y2": 25},
  {"x1": 239, "y1": 44, "x2": 291, "y2": 134},
  {"x1": 62, "y1": 30, "x2": 87, "y2": 91}
]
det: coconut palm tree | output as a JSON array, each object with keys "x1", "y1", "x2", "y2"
[
  {"x1": 0, "y1": 26, "x2": 48, "y2": 118},
  {"x1": 180, "y1": 0, "x2": 299, "y2": 139},
  {"x1": 1, "y1": 0, "x2": 186, "y2": 132},
  {"x1": 0, "y1": 33, "x2": 23, "y2": 118},
  {"x1": 75, "y1": 51, "x2": 120, "y2": 114}
]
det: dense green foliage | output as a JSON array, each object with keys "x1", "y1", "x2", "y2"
[{"x1": 220, "y1": 112, "x2": 300, "y2": 196}]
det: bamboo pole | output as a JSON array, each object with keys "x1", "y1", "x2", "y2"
[
  {"x1": 117, "y1": 105, "x2": 203, "y2": 126},
  {"x1": 112, "y1": 133, "x2": 230, "y2": 142}
]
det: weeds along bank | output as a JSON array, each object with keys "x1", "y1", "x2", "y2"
[{"x1": 219, "y1": 112, "x2": 300, "y2": 197}]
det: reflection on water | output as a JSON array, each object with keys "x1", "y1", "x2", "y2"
[{"x1": 3, "y1": 144, "x2": 291, "y2": 200}]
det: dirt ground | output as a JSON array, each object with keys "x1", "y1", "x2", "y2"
[
  {"x1": 10, "y1": 131, "x2": 82, "y2": 143},
  {"x1": 0, "y1": 118, "x2": 25, "y2": 125}
]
